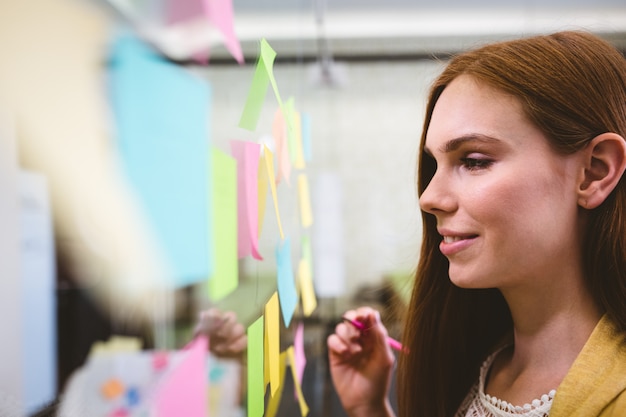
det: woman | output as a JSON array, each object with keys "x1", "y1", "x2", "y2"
[{"x1": 328, "y1": 31, "x2": 626, "y2": 417}]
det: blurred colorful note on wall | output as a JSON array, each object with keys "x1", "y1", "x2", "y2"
[
  {"x1": 230, "y1": 140, "x2": 262, "y2": 260},
  {"x1": 247, "y1": 316, "x2": 265, "y2": 417},
  {"x1": 109, "y1": 34, "x2": 212, "y2": 288},
  {"x1": 265, "y1": 292, "x2": 281, "y2": 397},
  {"x1": 276, "y1": 238, "x2": 298, "y2": 327},
  {"x1": 209, "y1": 148, "x2": 238, "y2": 301},
  {"x1": 239, "y1": 39, "x2": 283, "y2": 131},
  {"x1": 153, "y1": 336, "x2": 208, "y2": 417}
]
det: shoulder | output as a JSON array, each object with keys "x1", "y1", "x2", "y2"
[
  {"x1": 597, "y1": 389, "x2": 626, "y2": 416},
  {"x1": 550, "y1": 315, "x2": 626, "y2": 417}
]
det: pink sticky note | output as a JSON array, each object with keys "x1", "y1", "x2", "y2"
[
  {"x1": 230, "y1": 140, "x2": 262, "y2": 260},
  {"x1": 166, "y1": 0, "x2": 205, "y2": 25},
  {"x1": 154, "y1": 336, "x2": 208, "y2": 417},
  {"x1": 205, "y1": 0, "x2": 244, "y2": 64},
  {"x1": 294, "y1": 322, "x2": 306, "y2": 397},
  {"x1": 152, "y1": 351, "x2": 169, "y2": 371}
]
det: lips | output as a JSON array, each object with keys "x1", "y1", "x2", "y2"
[{"x1": 438, "y1": 231, "x2": 478, "y2": 256}]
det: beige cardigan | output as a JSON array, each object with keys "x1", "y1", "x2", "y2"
[{"x1": 550, "y1": 315, "x2": 626, "y2": 416}]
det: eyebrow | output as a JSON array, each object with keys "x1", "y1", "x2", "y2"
[{"x1": 424, "y1": 134, "x2": 502, "y2": 155}]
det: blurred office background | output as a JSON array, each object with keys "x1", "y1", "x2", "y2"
[{"x1": 0, "y1": 0, "x2": 625, "y2": 416}]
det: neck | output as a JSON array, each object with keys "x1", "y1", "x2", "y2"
[{"x1": 500, "y1": 273, "x2": 602, "y2": 377}]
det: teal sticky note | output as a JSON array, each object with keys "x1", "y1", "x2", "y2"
[
  {"x1": 108, "y1": 34, "x2": 212, "y2": 287},
  {"x1": 276, "y1": 238, "x2": 298, "y2": 327}
]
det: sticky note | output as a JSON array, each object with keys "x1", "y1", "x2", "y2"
[
  {"x1": 265, "y1": 351, "x2": 287, "y2": 417},
  {"x1": 287, "y1": 346, "x2": 309, "y2": 416},
  {"x1": 298, "y1": 258, "x2": 317, "y2": 317},
  {"x1": 297, "y1": 174, "x2": 313, "y2": 228},
  {"x1": 239, "y1": 39, "x2": 283, "y2": 131},
  {"x1": 108, "y1": 34, "x2": 212, "y2": 287},
  {"x1": 262, "y1": 146, "x2": 284, "y2": 239},
  {"x1": 247, "y1": 316, "x2": 265, "y2": 417},
  {"x1": 272, "y1": 107, "x2": 291, "y2": 185},
  {"x1": 257, "y1": 147, "x2": 269, "y2": 237},
  {"x1": 209, "y1": 148, "x2": 239, "y2": 301},
  {"x1": 276, "y1": 239, "x2": 298, "y2": 327},
  {"x1": 265, "y1": 293, "x2": 281, "y2": 397},
  {"x1": 154, "y1": 336, "x2": 208, "y2": 417},
  {"x1": 205, "y1": 0, "x2": 244, "y2": 64},
  {"x1": 165, "y1": 0, "x2": 243, "y2": 64},
  {"x1": 294, "y1": 323, "x2": 306, "y2": 391},
  {"x1": 230, "y1": 140, "x2": 262, "y2": 260}
]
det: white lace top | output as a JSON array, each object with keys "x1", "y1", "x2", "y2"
[{"x1": 455, "y1": 349, "x2": 557, "y2": 417}]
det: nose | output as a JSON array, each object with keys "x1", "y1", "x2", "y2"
[{"x1": 419, "y1": 170, "x2": 457, "y2": 215}]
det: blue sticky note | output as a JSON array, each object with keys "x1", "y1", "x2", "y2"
[
  {"x1": 276, "y1": 238, "x2": 298, "y2": 327},
  {"x1": 108, "y1": 34, "x2": 212, "y2": 287}
]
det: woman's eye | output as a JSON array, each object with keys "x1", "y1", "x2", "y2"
[{"x1": 460, "y1": 157, "x2": 493, "y2": 171}]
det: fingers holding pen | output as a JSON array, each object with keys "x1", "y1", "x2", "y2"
[{"x1": 328, "y1": 317, "x2": 364, "y2": 357}]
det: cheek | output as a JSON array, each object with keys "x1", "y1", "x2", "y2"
[{"x1": 469, "y1": 173, "x2": 576, "y2": 249}]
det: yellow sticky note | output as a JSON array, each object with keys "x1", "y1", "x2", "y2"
[
  {"x1": 265, "y1": 292, "x2": 281, "y2": 397},
  {"x1": 209, "y1": 148, "x2": 239, "y2": 301},
  {"x1": 258, "y1": 147, "x2": 269, "y2": 237},
  {"x1": 263, "y1": 145, "x2": 284, "y2": 239},
  {"x1": 287, "y1": 346, "x2": 310, "y2": 416},
  {"x1": 265, "y1": 351, "x2": 288, "y2": 417},
  {"x1": 299, "y1": 258, "x2": 317, "y2": 317},
  {"x1": 297, "y1": 174, "x2": 313, "y2": 228},
  {"x1": 247, "y1": 316, "x2": 265, "y2": 417}
]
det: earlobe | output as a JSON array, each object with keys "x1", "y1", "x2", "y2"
[{"x1": 578, "y1": 133, "x2": 626, "y2": 209}]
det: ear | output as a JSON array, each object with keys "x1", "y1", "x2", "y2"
[{"x1": 578, "y1": 132, "x2": 626, "y2": 209}]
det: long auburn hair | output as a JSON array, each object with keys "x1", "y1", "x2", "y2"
[{"x1": 397, "y1": 31, "x2": 626, "y2": 417}]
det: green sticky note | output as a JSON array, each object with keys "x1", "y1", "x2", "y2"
[
  {"x1": 239, "y1": 39, "x2": 284, "y2": 131},
  {"x1": 208, "y1": 148, "x2": 238, "y2": 301},
  {"x1": 247, "y1": 316, "x2": 265, "y2": 417}
]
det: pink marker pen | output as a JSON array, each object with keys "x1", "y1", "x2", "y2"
[{"x1": 342, "y1": 316, "x2": 407, "y2": 353}]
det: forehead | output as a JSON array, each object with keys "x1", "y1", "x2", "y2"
[{"x1": 425, "y1": 75, "x2": 537, "y2": 152}]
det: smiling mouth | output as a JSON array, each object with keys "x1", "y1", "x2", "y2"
[{"x1": 442, "y1": 235, "x2": 477, "y2": 243}]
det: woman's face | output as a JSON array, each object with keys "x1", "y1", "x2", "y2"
[{"x1": 420, "y1": 75, "x2": 585, "y2": 291}]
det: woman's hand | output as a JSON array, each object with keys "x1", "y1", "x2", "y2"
[
  {"x1": 194, "y1": 308, "x2": 247, "y2": 358},
  {"x1": 327, "y1": 307, "x2": 396, "y2": 417}
]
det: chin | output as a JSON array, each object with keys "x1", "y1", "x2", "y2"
[{"x1": 448, "y1": 271, "x2": 493, "y2": 289}]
